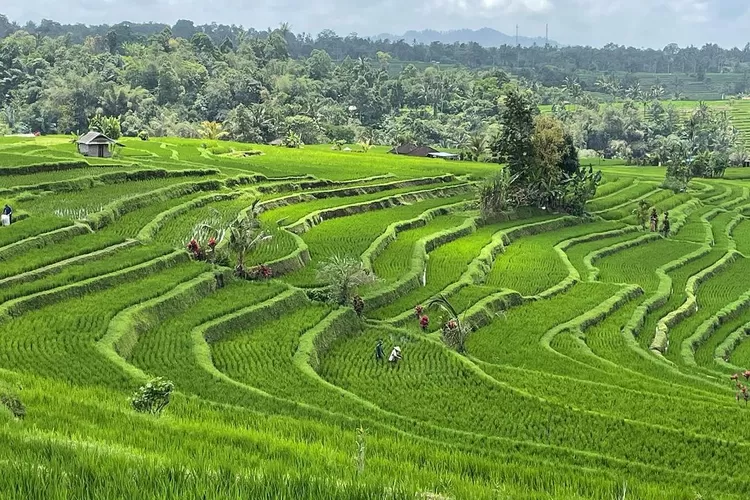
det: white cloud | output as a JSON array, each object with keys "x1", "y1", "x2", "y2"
[{"x1": 3, "y1": 0, "x2": 750, "y2": 48}]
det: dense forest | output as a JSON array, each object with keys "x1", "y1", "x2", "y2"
[
  {"x1": 4, "y1": 15, "x2": 750, "y2": 77},
  {"x1": 0, "y1": 13, "x2": 746, "y2": 177}
]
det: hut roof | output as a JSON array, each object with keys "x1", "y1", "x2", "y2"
[
  {"x1": 388, "y1": 143, "x2": 418, "y2": 155},
  {"x1": 408, "y1": 146, "x2": 439, "y2": 157},
  {"x1": 388, "y1": 144, "x2": 439, "y2": 157},
  {"x1": 76, "y1": 131, "x2": 122, "y2": 146},
  {"x1": 427, "y1": 151, "x2": 460, "y2": 159}
]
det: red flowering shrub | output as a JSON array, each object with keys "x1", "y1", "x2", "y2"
[
  {"x1": 243, "y1": 264, "x2": 273, "y2": 281},
  {"x1": 187, "y1": 239, "x2": 205, "y2": 260},
  {"x1": 414, "y1": 305, "x2": 424, "y2": 318}
]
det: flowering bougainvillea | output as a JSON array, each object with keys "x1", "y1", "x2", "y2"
[
  {"x1": 187, "y1": 239, "x2": 204, "y2": 260},
  {"x1": 245, "y1": 264, "x2": 273, "y2": 281}
]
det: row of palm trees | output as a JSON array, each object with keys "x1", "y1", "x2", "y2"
[{"x1": 591, "y1": 76, "x2": 666, "y2": 104}]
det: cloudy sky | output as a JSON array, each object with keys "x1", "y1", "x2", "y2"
[{"x1": 4, "y1": 0, "x2": 750, "y2": 48}]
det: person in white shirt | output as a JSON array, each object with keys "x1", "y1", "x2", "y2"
[{"x1": 388, "y1": 346, "x2": 402, "y2": 363}]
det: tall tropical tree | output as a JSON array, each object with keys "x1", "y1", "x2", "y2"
[
  {"x1": 427, "y1": 295, "x2": 471, "y2": 353},
  {"x1": 562, "y1": 77, "x2": 582, "y2": 108},
  {"x1": 316, "y1": 255, "x2": 378, "y2": 306},
  {"x1": 199, "y1": 121, "x2": 228, "y2": 140},
  {"x1": 465, "y1": 133, "x2": 487, "y2": 161},
  {"x1": 227, "y1": 201, "x2": 270, "y2": 276},
  {"x1": 595, "y1": 75, "x2": 621, "y2": 102},
  {"x1": 649, "y1": 84, "x2": 665, "y2": 101},
  {"x1": 489, "y1": 86, "x2": 537, "y2": 179}
]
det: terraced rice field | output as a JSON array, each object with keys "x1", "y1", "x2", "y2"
[{"x1": 5, "y1": 135, "x2": 750, "y2": 498}]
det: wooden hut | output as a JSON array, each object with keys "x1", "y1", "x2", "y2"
[{"x1": 76, "y1": 131, "x2": 122, "y2": 158}]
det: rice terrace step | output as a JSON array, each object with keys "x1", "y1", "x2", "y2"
[{"x1": 2, "y1": 13, "x2": 750, "y2": 498}]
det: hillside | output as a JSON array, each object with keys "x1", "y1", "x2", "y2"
[
  {"x1": 2, "y1": 136, "x2": 750, "y2": 497},
  {"x1": 373, "y1": 27, "x2": 558, "y2": 48}
]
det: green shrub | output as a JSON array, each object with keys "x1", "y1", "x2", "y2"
[
  {"x1": 208, "y1": 145, "x2": 232, "y2": 155},
  {"x1": 130, "y1": 377, "x2": 174, "y2": 416},
  {"x1": 0, "y1": 386, "x2": 25, "y2": 420}
]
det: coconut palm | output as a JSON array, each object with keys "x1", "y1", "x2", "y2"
[
  {"x1": 595, "y1": 75, "x2": 621, "y2": 102},
  {"x1": 199, "y1": 121, "x2": 228, "y2": 140},
  {"x1": 227, "y1": 201, "x2": 270, "y2": 276},
  {"x1": 427, "y1": 295, "x2": 472, "y2": 353},
  {"x1": 562, "y1": 77, "x2": 582, "y2": 107},
  {"x1": 451, "y1": 132, "x2": 470, "y2": 151},
  {"x1": 465, "y1": 133, "x2": 487, "y2": 161},
  {"x1": 317, "y1": 255, "x2": 378, "y2": 305},
  {"x1": 625, "y1": 82, "x2": 643, "y2": 102},
  {"x1": 649, "y1": 84, "x2": 665, "y2": 101}
]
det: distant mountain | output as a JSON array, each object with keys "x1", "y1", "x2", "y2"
[{"x1": 373, "y1": 28, "x2": 558, "y2": 48}]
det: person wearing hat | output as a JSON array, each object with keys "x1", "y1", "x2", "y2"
[
  {"x1": 375, "y1": 339, "x2": 384, "y2": 361},
  {"x1": 388, "y1": 346, "x2": 402, "y2": 363}
]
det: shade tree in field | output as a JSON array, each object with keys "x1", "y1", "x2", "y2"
[
  {"x1": 198, "y1": 121, "x2": 228, "y2": 140},
  {"x1": 428, "y1": 295, "x2": 472, "y2": 353},
  {"x1": 227, "y1": 203, "x2": 271, "y2": 278},
  {"x1": 316, "y1": 255, "x2": 378, "y2": 307},
  {"x1": 484, "y1": 86, "x2": 600, "y2": 216}
]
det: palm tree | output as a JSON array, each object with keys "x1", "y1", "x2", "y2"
[
  {"x1": 316, "y1": 255, "x2": 378, "y2": 305},
  {"x1": 199, "y1": 121, "x2": 228, "y2": 140},
  {"x1": 649, "y1": 84, "x2": 665, "y2": 101},
  {"x1": 625, "y1": 82, "x2": 643, "y2": 102},
  {"x1": 227, "y1": 201, "x2": 271, "y2": 276},
  {"x1": 427, "y1": 295, "x2": 472, "y2": 353},
  {"x1": 693, "y1": 101, "x2": 710, "y2": 122},
  {"x1": 276, "y1": 22, "x2": 291, "y2": 41},
  {"x1": 561, "y1": 77, "x2": 582, "y2": 108},
  {"x1": 466, "y1": 133, "x2": 487, "y2": 161},
  {"x1": 248, "y1": 104, "x2": 272, "y2": 140},
  {"x1": 303, "y1": 97, "x2": 331, "y2": 125},
  {"x1": 595, "y1": 75, "x2": 620, "y2": 102}
]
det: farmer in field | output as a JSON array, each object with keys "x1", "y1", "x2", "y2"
[
  {"x1": 375, "y1": 339, "x2": 384, "y2": 361},
  {"x1": 1, "y1": 204, "x2": 11, "y2": 226},
  {"x1": 649, "y1": 208, "x2": 658, "y2": 232},
  {"x1": 388, "y1": 346, "x2": 402, "y2": 363},
  {"x1": 661, "y1": 212, "x2": 671, "y2": 238}
]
